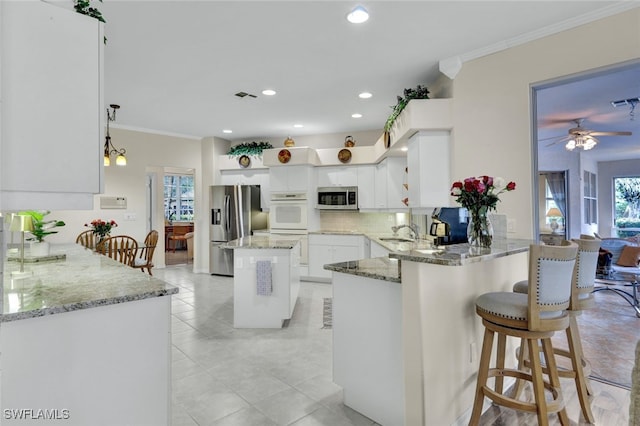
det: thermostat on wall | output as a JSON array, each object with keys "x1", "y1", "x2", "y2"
[{"x1": 100, "y1": 196, "x2": 127, "y2": 209}]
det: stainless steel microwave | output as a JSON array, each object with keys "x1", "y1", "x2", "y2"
[{"x1": 317, "y1": 186, "x2": 358, "y2": 210}]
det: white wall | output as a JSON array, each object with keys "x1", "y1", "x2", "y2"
[
  {"x1": 40, "y1": 128, "x2": 205, "y2": 270},
  {"x1": 450, "y1": 8, "x2": 640, "y2": 239}
]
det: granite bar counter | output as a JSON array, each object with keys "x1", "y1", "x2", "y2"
[
  {"x1": 222, "y1": 235, "x2": 301, "y2": 328},
  {"x1": 2, "y1": 243, "x2": 178, "y2": 425},
  {"x1": 324, "y1": 239, "x2": 533, "y2": 425}
]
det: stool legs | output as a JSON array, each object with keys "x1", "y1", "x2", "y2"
[
  {"x1": 469, "y1": 328, "x2": 494, "y2": 425},
  {"x1": 566, "y1": 315, "x2": 595, "y2": 423},
  {"x1": 513, "y1": 317, "x2": 595, "y2": 423},
  {"x1": 469, "y1": 321, "x2": 570, "y2": 426}
]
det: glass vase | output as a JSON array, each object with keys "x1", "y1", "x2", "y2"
[{"x1": 467, "y1": 211, "x2": 494, "y2": 248}]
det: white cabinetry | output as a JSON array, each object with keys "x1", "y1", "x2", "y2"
[
  {"x1": 317, "y1": 166, "x2": 358, "y2": 187},
  {"x1": 407, "y1": 131, "x2": 451, "y2": 208},
  {"x1": 220, "y1": 170, "x2": 270, "y2": 210},
  {"x1": 269, "y1": 165, "x2": 314, "y2": 193},
  {"x1": 308, "y1": 234, "x2": 366, "y2": 280},
  {"x1": 374, "y1": 157, "x2": 407, "y2": 211},
  {"x1": 1, "y1": 1, "x2": 103, "y2": 210},
  {"x1": 356, "y1": 165, "x2": 376, "y2": 209}
]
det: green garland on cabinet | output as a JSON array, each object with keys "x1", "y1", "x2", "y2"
[
  {"x1": 227, "y1": 141, "x2": 273, "y2": 158},
  {"x1": 384, "y1": 84, "x2": 430, "y2": 132}
]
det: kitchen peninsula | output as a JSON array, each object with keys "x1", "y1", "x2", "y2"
[
  {"x1": 325, "y1": 239, "x2": 531, "y2": 425},
  {"x1": 222, "y1": 235, "x2": 300, "y2": 328},
  {"x1": 2, "y1": 244, "x2": 178, "y2": 426}
]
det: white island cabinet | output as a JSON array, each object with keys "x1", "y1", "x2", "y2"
[
  {"x1": 308, "y1": 233, "x2": 367, "y2": 281},
  {"x1": 2, "y1": 244, "x2": 177, "y2": 426},
  {"x1": 0, "y1": 1, "x2": 103, "y2": 210},
  {"x1": 224, "y1": 236, "x2": 301, "y2": 328}
]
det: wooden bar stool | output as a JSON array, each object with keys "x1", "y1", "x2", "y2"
[
  {"x1": 512, "y1": 235, "x2": 600, "y2": 423},
  {"x1": 469, "y1": 241, "x2": 578, "y2": 426}
]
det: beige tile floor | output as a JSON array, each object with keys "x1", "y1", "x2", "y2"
[{"x1": 154, "y1": 266, "x2": 632, "y2": 426}]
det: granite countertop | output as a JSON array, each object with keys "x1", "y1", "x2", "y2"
[
  {"x1": 221, "y1": 235, "x2": 300, "y2": 250},
  {"x1": 389, "y1": 238, "x2": 532, "y2": 266},
  {"x1": 2, "y1": 244, "x2": 178, "y2": 322},
  {"x1": 324, "y1": 257, "x2": 401, "y2": 283}
]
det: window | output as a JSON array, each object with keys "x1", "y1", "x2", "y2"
[
  {"x1": 544, "y1": 181, "x2": 559, "y2": 226},
  {"x1": 614, "y1": 176, "x2": 640, "y2": 238},
  {"x1": 164, "y1": 174, "x2": 194, "y2": 221},
  {"x1": 583, "y1": 171, "x2": 597, "y2": 225}
]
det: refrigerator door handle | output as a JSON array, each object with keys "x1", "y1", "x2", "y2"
[{"x1": 224, "y1": 195, "x2": 231, "y2": 235}]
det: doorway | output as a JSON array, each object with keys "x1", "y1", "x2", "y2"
[
  {"x1": 163, "y1": 168, "x2": 195, "y2": 266},
  {"x1": 532, "y1": 59, "x2": 640, "y2": 240}
]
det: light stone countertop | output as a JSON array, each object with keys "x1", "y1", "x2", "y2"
[
  {"x1": 2, "y1": 244, "x2": 178, "y2": 322},
  {"x1": 220, "y1": 235, "x2": 300, "y2": 250},
  {"x1": 323, "y1": 256, "x2": 401, "y2": 283}
]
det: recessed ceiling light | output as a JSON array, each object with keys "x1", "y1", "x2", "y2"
[
  {"x1": 400, "y1": 147, "x2": 408, "y2": 152},
  {"x1": 359, "y1": 92, "x2": 372, "y2": 99},
  {"x1": 223, "y1": 129, "x2": 232, "y2": 134},
  {"x1": 262, "y1": 89, "x2": 276, "y2": 96},
  {"x1": 352, "y1": 113, "x2": 363, "y2": 118},
  {"x1": 347, "y1": 5, "x2": 369, "y2": 24},
  {"x1": 293, "y1": 124, "x2": 304, "y2": 128}
]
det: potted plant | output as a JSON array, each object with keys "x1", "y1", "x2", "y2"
[
  {"x1": 227, "y1": 141, "x2": 273, "y2": 167},
  {"x1": 19, "y1": 210, "x2": 66, "y2": 257},
  {"x1": 383, "y1": 85, "x2": 430, "y2": 146}
]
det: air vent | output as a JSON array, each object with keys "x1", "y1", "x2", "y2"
[
  {"x1": 611, "y1": 97, "x2": 640, "y2": 107},
  {"x1": 234, "y1": 91, "x2": 257, "y2": 98}
]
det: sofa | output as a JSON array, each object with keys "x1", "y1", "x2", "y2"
[{"x1": 599, "y1": 237, "x2": 640, "y2": 277}]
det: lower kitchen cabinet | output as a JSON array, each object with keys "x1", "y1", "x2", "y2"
[{"x1": 308, "y1": 234, "x2": 366, "y2": 280}]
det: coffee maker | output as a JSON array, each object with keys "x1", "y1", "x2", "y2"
[{"x1": 430, "y1": 207, "x2": 469, "y2": 245}]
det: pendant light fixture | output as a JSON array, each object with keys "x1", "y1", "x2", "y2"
[{"x1": 104, "y1": 104, "x2": 127, "y2": 166}]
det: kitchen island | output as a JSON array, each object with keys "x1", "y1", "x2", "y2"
[
  {"x1": 2, "y1": 243, "x2": 178, "y2": 426},
  {"x1": 326, "y1": 239, "x2": 531, "y2": 426},
  {"x1": 222, "y1": 235, "x2": 300, "y2": 328}
]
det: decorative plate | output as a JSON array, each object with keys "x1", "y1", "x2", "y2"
[
  {"x1": 238, "y1": 155, "x2": 251, "y2": 168},
  {"x1": 338, "y1": 148, "x2": 352, "y2": 163},
  {"x1": 278, "y1": 149, "x2": 291, "y2": 164}
]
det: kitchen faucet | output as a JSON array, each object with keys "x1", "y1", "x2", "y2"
[{"x1": 391, "y1": 223, "x2": 420, "y2": 239}]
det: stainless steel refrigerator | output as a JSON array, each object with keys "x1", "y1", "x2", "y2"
[{"x1": 209, "y1": 185, "x2": 266, "y2": 276}]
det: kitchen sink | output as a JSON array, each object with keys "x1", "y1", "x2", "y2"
[
  {"x1": 414, "y1": 248, "x2": 443, "y2": 255},
  {"x1": 379, "y1": 237, "x2": 414, "y2": 243}
]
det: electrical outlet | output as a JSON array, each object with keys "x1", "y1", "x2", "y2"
[
  {"x1": 123, "y1": 213, "x2": 136, "y2": 221},
  {"x1": 507, "y1": 219, "x2": 516, "y2": 233}
]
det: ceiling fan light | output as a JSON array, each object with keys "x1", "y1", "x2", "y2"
[
  {"x1": 583, "y1": 138, "x2": 597, "y2": 150},
  {"x1": 565, "y1": 140, "x2": 576, "y2": 151}
]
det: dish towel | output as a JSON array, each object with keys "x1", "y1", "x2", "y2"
[{"x1": 256, "y1": 260, "x2": 272, "y2": 296}]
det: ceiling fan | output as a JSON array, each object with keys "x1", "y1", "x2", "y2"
[{"x1": 543, "y1": 119, "x2": 632, "y2": 151}]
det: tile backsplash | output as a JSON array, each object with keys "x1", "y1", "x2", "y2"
[{"x1": 319, "y1": 211, "x2": 411, "y2": 234}]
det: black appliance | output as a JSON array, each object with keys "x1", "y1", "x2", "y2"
[{"x1": 430, "y1": 207, "x2": 469, "y2": 245}]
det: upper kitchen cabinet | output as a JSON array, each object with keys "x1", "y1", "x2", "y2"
[
  {"x1": 317, "y1": 166, "x2": 358, "y2": 187},
  {"x1": 374, "y1": 157, "x2": 408, "y2": 211},
  {"x1": 269, "y1": 165, "x2": 315, "y2": 193},
  {"x1": 407, "y1": 131, "x2": 451, "y2": 208},
  {"x1": 0, "y1": 1, "x2": 104, "y2": 210}
]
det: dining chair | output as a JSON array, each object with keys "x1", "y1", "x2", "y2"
[
  {"x1": 469, "y1": 241, "x2": 578, "y2": 426},
  {"x1": 76, "y1": 230, "x2": 97, "y2": 250},
  {"x1": 132, "y1": 230, "x2": 158, "y2": 275},
  {"x1": 96, "y1": 235, "x2": 138, "y2": 267}
]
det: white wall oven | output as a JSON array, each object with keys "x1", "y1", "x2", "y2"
[
  {"x1": 269, "y1": 192, "x2": 309, "y2": 264},
  {"x1": 269, "y1": 192, "x2": 308, "y2": 231}
]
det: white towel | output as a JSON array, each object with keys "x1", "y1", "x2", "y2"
[{"x1": 256, "y1": 260, "x2": 272, "y2": 296}]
